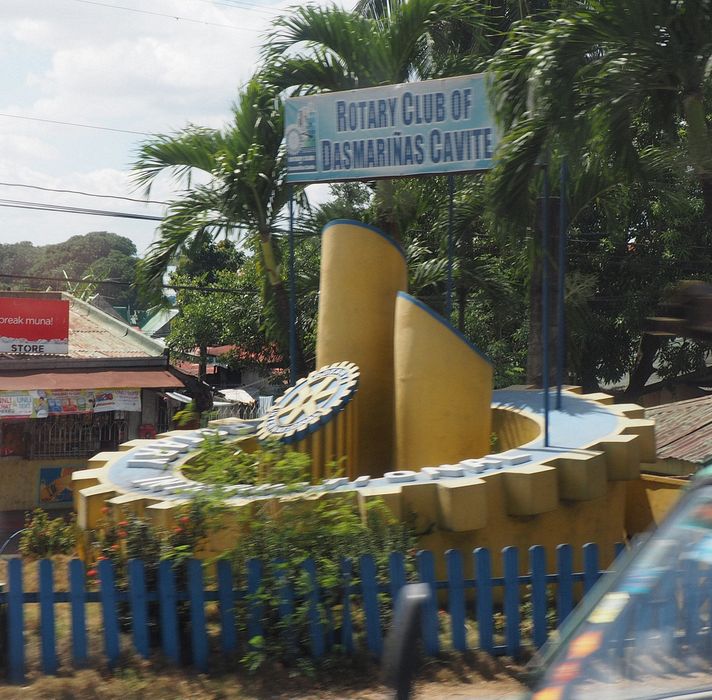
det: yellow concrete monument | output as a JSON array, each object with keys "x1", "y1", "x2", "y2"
[
  {"x1": 393, "y1": 291, "x2": 493, "y2": 469},
  {"x1": 315, "y1": 219, "x2": 407, "y2": 476},
  {"x1": 71, "y1": 218, "x2": 658, "y2": 573}
]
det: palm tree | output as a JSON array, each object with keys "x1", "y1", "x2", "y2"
[
  {"x1": 487, "y1": 0, "x2": 712, "y2": 389},
  {"x1": 132, "y1": 78, "x2": 306, "y2": 375},
  {"x1": 488, "y1": 0, "x2": 712, "y2": 227},
  {"x1": 263, "y1": 0, "x2": 480, "y2": 238}
]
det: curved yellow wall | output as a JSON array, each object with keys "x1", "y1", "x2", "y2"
[
  {"x1": 315, "y1": 220, "x2": 408, "y2": 476},
  {"x1": 393, "y1": 292, "x2": 494, "y2": 469},
  {"x1": 491, "y1": 407, "x2": 542, "y2": 451}
]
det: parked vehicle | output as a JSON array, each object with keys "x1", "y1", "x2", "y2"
[{"x1": 384, "y1": 476, "x2": 712, "y2": 699}]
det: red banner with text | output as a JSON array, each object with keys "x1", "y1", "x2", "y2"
[{"x1": 0, "y1": 297, "x2": 70, "y2": 354}]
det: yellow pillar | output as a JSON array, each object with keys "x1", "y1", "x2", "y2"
[
  {"x1": 393, "y1": 292, "x2": 494, "y2": 469},
  {"x1": 316, "y1": 220, "x2": 408, "y2": 476}
]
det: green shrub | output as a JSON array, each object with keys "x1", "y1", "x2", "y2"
[{"x1": 19, "y1": 508, "x2": 77, "y2": 558}]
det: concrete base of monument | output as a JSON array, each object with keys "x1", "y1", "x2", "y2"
[{"x1": 70, "y1": 386, "x2": 658, "y2": 574}]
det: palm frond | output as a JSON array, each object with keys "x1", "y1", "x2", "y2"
[
  {"x1": 138, "y1": 186, "x2": 238, "y2": 284},
  {"x1": 131, "y1": 127, "x2": 224, "y2": 196}
]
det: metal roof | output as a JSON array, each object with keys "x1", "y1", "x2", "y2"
[
  {"x1": 646, "y1": 395, "x2": 712, "y2": 466},
  {"x1": 1, "y1": 369, "x2": 183, "y2": 391},
  {"x1": 141, "y1": 308, "x2": 179, "y2": 336},
  {"x1": 0, "y1": 293, "x2": 166, "y2": 362}
]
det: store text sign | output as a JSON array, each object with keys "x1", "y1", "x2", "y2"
[
  {"x1": 285, "y1": 74, "x2": 497, "y2": 183},
  {"x1": 0, "y1": 298, "x2": 69, "y2": 354}
]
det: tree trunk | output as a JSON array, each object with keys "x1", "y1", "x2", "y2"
[
  {"x1": 623, "y1": 334, "x2": 665, "y2": 401},
  {"x1": 701, "y1": 177, "x2": 712, "y2": 226},
  {"x1": 198, "y1": 344, "x2": 207, "y2": 383},
  {"x1": 259, "y1": 234, "x2": 307, "y2": 378}
]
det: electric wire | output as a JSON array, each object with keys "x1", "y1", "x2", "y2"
[
  {"x1": 0, "y1": 111, "x2": 154, "y2": 136},
  {"x1": 177, "y1": 0, "x2": 280, "y2": 18},
  {"x1": 0, "y1": 198, "x2": 164, "y2": 221},
  {"x1": 0, "y1": 272, "x2": 260, "y2": 295},
  {"x1": 0, "y1": 181, "x2": 168, "y2": 206},
  {"x1": 69, "y1": 0, "x2": 255, "y2": 30}
]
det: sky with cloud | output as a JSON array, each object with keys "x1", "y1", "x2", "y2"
[{"x1": 1, "y1": 0, "x2": 347, "y2": 257}]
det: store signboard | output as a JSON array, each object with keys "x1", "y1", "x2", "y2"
[
  {"x1": 0, "y1": 297, "x2": 70, "y2": 354},
  {"x1": 0, "y1": 388, "x2": 141, "y2": 418},
  {"x1": 284, "y1": 73, "x2": 497, "y2": 183}
]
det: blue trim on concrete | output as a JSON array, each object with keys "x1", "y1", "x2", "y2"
[
  {"x1": 397, "y1": 291, "x2": 492, "y2": 365},
  {"x1": 322, "y1": 219, "x2": 406, "y2": 259}
]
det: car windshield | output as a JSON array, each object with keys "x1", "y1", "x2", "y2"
[{"x1": 528, "y1": 483, "x2": 712, "y2": 700}]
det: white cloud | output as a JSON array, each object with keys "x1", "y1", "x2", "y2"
[{"x1": 0, "y1": 0, "x2": 355, "y2": 256}]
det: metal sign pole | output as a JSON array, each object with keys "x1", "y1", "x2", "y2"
[
  {"x1": 542, "y1": 164, "x2": 550, "y2": 447},
  {"x1": 556, "y1": 158, "x2": 569, "y2": 410},
  {"x1": 446, "y1": 174, "x2": 455, "y2": 318},
  {"x1": 288, "y1": 185, "x2": 297, "y2": 387}
]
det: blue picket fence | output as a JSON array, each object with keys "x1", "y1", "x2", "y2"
[{"x1": 0, "y1": 542, "x2": 623, "y2": 683}]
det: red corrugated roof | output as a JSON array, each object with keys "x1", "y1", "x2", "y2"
[
  {"x1": 646, "y1": 395, "x2": 712, "y2": 465},
  {"x1": 172, "y1": 361, "x2": 218, "y2": 377},
  {"x1": 0, "y1": 369, "x2": 184, "y2": 391},
  {"x1": 209, "y1": 344, "x2": 284, "y2": 365}
]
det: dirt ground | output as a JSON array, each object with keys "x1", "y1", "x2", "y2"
[{"x1": 0, "y1": 653, "x2": 528, "y2": 699}]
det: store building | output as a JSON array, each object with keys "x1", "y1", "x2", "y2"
[{"x1": 0, "y1": 291, "x2": 188, "y2": 513}]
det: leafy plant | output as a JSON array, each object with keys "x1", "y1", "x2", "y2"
[
  {"x1": 19, "y1": 509, "x2": 77, "y2": 558},
  {"x1": 172, "y1": 401, "x2": 201, "y2": 429}
]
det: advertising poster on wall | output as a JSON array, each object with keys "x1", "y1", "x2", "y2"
[
  {"x1": 284, "y1": 73, "x2": 497, "y2": 183},
  {"x1": 38, "y1": 466, "x2": 77, "y2": 507},
  {"x1": 0, "y1": 297, "x2": 70, "y2": 354},
  {"x1": 0, "y1": 388, "x2": 141, "y2": 418}
]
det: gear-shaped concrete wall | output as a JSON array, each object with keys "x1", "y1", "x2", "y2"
[{"x1": 72, "y1": 385, "x2": 651, "y2": 571}]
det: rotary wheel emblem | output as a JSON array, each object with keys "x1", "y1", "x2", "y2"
[{"x1": 259, "y1": 362, "x2": 359, "y2": 443}]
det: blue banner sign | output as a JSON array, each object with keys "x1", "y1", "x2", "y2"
[{"x1": 284, "y1": 74, "x2": 497, "y2": 183}]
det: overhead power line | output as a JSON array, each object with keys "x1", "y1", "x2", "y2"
[
  {"x1": 0, "y1": 198, "x2": 164, "y2": 221},
  {"x1": 0, "y1": 272, "x2": 259, "y2": 295},
  {"x1": 0, "y1": 181, "x2": 168, "y2": 206},
  {"x1": 69, "y1": 0, "x2": 253, "y2": 30},
  {"x1": 179, "y1": 0, "x2": 280, "y2": 18},
  {"x1": 0, "y1": 111, "x2": 153, "y2": 136}
]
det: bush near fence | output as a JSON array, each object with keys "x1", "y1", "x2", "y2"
[{"x1": 1, "y1": 542, "x2": 622, "y2": 684}]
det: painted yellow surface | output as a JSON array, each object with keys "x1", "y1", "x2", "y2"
[
  {"x1": 501, "y1": 465, "x2": 559, "y2": 515},
  {"x1": 363, "y1": 474, "x2": 629, "y2": 578},
  {"x1": 547, "y1": 451, "x2": 608, "y2": 502},
  {"x1": 315, "y1": 221, "x2": 408, "y2": 476},
  {"x1": 621, "y1": 418, "x2": 657, "y2": 462},
  {"x1": 491, "y1": 407, "x2": 542, "y2": 451},
  {"x1": 0, "y1": 457, "x2": 84, "y2": 511},
  {"x1": 259, "y1": 362, "x2": 359, "y2": 481},
  {"x1": 588, "y1": 434, "x2": 641, "y2": 481},
  {"x1": 71, "y1": 391, "x2": 646, "y2": 576},
  {"x1": 625, "y1": 473, "x2": 686, "y2": 536},
  {"x1": 393, "y1": 292, "x2": 493, "y2": 469}
]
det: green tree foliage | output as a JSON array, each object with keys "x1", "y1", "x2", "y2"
[
  {"x1": 488, "y1": 0, "x2": 712, "y2": 230},
  {"x1": 174, "y1": 237, "x2": 245, "y2": 281},
  {"x1": 0, "y1": 232, "x2": 142, "y2": 307},
  {"x1": 485, "y1": 0, "x2": 712, "y2": 393},
  {"x1": 133, "y1": 79, "x2": 307, "y2": 376},
  {"x1": 167, "y1": 267, "x2": 268, "y2": 380}
]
